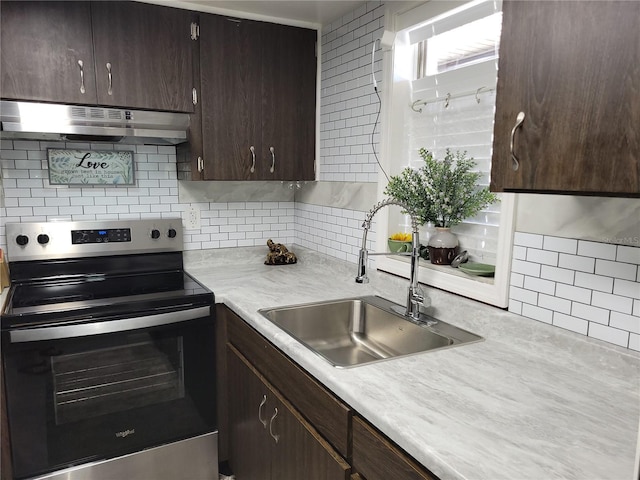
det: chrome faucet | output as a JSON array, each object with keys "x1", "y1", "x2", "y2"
[{"x1": 355, "y1": 198, "x2": 430, "y2": 322}]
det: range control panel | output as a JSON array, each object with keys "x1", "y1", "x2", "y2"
[
  {"x1": 72, "y1": 228, "x2": 132, "y2": 244},
  {"x1": 6, "y1": 219, "x2": 183, "y2": 262}
]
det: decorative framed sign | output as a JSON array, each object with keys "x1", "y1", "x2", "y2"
[{"x1": 47, "y1": 149, "x2": 135, "y2": 185}]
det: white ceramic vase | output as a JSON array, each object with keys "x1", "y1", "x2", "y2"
[{"x1": 427, "y1": 227, "x2": 459, "y2": 265}]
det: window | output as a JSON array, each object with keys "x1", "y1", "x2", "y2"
[
  {"x1": 416, "y1": 11, "x2": 502, "y2": 79},
  {"x1": 376, "y1": 0, "x2": 516, "y2": 307}
]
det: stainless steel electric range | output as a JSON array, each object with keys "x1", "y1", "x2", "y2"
[{"x1": 1, "y1": 219, "x2": 218, "y2": 480}]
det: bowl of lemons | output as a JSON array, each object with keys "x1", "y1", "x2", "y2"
[{"x1": 388, "y1": 232, "x2": 413, "y2": 253}]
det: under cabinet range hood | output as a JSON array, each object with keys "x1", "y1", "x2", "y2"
[{"x1": 0, "y1": 100, "x2": 189, "y2": 145}]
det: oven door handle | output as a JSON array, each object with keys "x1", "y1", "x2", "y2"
[{"x1": 9, "y1": 306, "x2": 211, "y2": 343}]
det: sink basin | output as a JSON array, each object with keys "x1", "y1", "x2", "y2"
[{"x1": 259, "y1": 296, "x2": 483, "y2": 368}]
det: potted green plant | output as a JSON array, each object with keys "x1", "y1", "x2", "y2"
[{"x1": 384, "y1": 148, "x2": 498, "y2": 264}]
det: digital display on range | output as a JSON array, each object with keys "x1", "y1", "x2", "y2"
[{"x1": 71, "y1": 228, "x2": 132, "y2": 244}]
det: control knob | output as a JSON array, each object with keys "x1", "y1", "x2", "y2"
[
  {"x1": 150, "y1": 229, "x2": 161, "y2": 239},
  {"x1": 16, "y1": 234, "x2": 29, "y2": 246},
  {"x1": 167, "y1": 228, "x2": 177, "y2": 238},
  {"x1": 37, "y1": 234, "x2": 50, "y2": 245}
]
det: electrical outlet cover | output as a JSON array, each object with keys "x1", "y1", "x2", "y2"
[{"x1": 186, "y1": 206, "x2": 201, "y2": 230}]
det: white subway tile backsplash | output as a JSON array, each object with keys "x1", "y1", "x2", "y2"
[
  {"x1": 522, "y1": 303, "x2": 552, "y2": 324},
  {"x1": 510, "y1": 286, "x2": 538, "y2": 305},
  {"x1": 588, "y1": 323, "x2": 630, "y2": 348},
  {"x1": 572, "y1": 302, "x2": 610, "y2": 325},
  {"x1": 555, "y1": 283, "x2": 592, "y2": 304},
  {"x1": 0, "y1": 141, "x2": 298, "y2": 255},
  {"x1": 510, "y1": 272, "x2": 524, "y2": 288},
  {"x1": 577, "y1": 240, "x2": 617, "y2": 260},
  {"x1": 553, "y1": 313, "x2": 589, "y2": 335},
  {"x1": 508, "y1": 299, "x2": 523, "y2": 315},
  {"x1": 540, "y1": 265, "x2": 575, "y2": 285},
  {"x1": 629, "y1": 334, "x2": 640, "y2": 352},
  {"x1": 609, "y1": 312, "x2": 640, "y2": 334},
  {"x1": 523, "y1": 276, "x2": 556, "y2": 295},
  {"x1": 558, "y1": 253, "x2": 595, "y2": 273},
  {"x1": 591, "y1": 291, "x2": 633, "y2": 314},
  {"x1": 509, "y1": 232, "x2": 640, "y2": 349},
  {"x1": 525, "y1": 248, "x2": 558, "y2": 266},
  {"x1": 320, "y1": 1, "x2": 384, "y2": 183},
  {"x1": 613, "y1": 278, "x2": 640, "y2": 300},
  {"x1": 512, "y1": 259, "x2": 541, "y2": 277},
  {"x1": 538, "y1": 294, "x2": 571, "y2": 315},
  {"x1": 617, "y1": 245, "x2": 640, "y2": 265},
  {"x1": 595, "y1": 259, "x2": 637, "y2": 281},
  {"x1": 513, "y1": 232, "x2": 544, "y2": 248},
  {"x1": 574, "y1": 271, "x2": 613, "y2": 294}
]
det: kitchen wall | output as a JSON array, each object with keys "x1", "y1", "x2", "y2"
[
  {"x1": 314, "y1": 0, "x2": 639, "y2": 351},
  {"x1": 0, "y1": 140, "x2": 296, "y2": 252},
  {"x1": 1, "y1": 0, "x2": 638, "y2": 351}
]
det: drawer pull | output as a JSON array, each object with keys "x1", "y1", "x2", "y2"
[
  {"x1": 106, "y1": 62, "x2": 113, "y2": 96},
  {"x1": 77, "y1": 60, "x2": 86, "y2": 94},
  {"x1": 510, "y1": 111, "x2": 525, "y2": 171},
  {"x1": 258, "y1": 394, "x2": 267, "y2": 428},
  {"x1": 250, "y1": 146, "x2": 256, "y2": 173},
  {"x1": 269, "y1": 408, "x2": 280, "y2": 444},
  {"x1": 269, "y1": 146, "x2": 275, "y2": 173}
]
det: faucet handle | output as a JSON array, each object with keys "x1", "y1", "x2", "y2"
[{"x1": 411, "y1": 285, "x2": 430, "y2": 309}]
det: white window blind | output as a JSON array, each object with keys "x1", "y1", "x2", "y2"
[{"x1": 395, "y1": 0, "x2": 503, "y2": 264}]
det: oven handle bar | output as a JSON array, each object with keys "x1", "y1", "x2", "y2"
[{"x1": 9, "y1": 306, "x2": 211, "y2": 343}]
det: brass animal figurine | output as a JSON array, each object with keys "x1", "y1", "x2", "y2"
[{"x1": 264, "y1": 239, "x2": 297, "y2": 265}]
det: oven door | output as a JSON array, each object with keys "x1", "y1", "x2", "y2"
[{"x1": 2, "y1": 306, "x2": 216, "y2": 480}]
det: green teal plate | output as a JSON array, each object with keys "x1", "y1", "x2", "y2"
[{"x1": 459, "y1": 262, "x2": 495, "y2": 277}]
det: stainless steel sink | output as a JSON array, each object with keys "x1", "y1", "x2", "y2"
[{"x1": 259, "y1": 296, "x2": 483, "y2": 368}]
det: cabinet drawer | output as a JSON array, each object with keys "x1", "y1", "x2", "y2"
[
  {"x1": 224, "y1": 306, "x2": 352, "y2": 458},
  {"x1": 352, "y1": 416, "x2": 437, "y2": 480}
]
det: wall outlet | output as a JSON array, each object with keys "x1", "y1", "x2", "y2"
[{"x1": 186, "y1": 206, "x2": 201, "y2": 230}]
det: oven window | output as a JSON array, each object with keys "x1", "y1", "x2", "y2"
[{"x1": 52, "y1": 336, "x2": 184, "y2": 425}]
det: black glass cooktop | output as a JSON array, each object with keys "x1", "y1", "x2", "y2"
[{"x1": 1, "y1": 253, "x2": 213, "y2": 329}]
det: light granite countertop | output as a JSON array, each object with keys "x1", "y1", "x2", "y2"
[{"x1": 184, "y1": 245, "x2": 640, "y2": 480}]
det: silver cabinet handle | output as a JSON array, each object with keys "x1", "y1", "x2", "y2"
[
  {"x1": 197, "y1": 157, "x2": 204, "y2": 173},
  {"x1": 269, "y1": 408, "x2": 280, "y2": 444},
  {"x1": 510, "y1": 111, "x2": 525, "y2": 171},
  {"x1": 106, "y1": 62, "x2": 113, "y2": 96},
  {"x1": 258, "y1": 394, "x2": 268, "y2": 428},
  {"x1": 269, "y1": 146, "x2": 275, "y2": 173},
  {"x1": 77, "y1": 60, "x2": 86, "y2": 94},
  {"x1": 250, "y1": 146, "x2": 256, "y2": 173}
]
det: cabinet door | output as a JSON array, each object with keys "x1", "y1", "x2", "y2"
[
  {"x1": 91, "y1": 1, "x2": 194, "y2": 112},
  {"x1": 0, "y1": 1, "x2": 97, "y2": 104},
  {"x1": 352, "y1": 416, "x2": 436, "y2": 480},
  {"x1": 270, "y1": 391, "x2": 350, "y2": 480},
  {"x1": 200, "y1": 15, "x2": 262, "y2": 180},
  {"x1": 227, "y1": 344, "x2": 350, "y2": 480},
  {"x1": 491, "y1": 1, "x2": 639, "y2": 195},
  {"x1": 227, "y1": 346, "x2": 271, "y2": 479},
  {"x1": 260, "y1": 23, "x2": 317, "y2": 181}
]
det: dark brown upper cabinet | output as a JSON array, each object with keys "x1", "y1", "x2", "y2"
[
  {"x1": 179, "y1": 14, "x2": 316, "y2": 181},
  {"x1": 1, "y1": 2, "x2": 97, "y2": 106},
  {"x1": 491, "y1": 1, "x2": 639, "y2": 196},
  {"x1": 1, "y1": 1, "x2": 195, "y2": 113}
]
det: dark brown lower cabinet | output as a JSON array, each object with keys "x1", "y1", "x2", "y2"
[
  {"x1": 221, "y1": 304, "x2": 440, "y2": 480},
  {"x1": 227, "y1": 344, "x2": 350, "y2": 480},
  {"x1": 352, "y1": 416, "x2": 437, "y2": 480}
]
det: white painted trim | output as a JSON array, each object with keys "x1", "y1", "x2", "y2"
[
  {"x1": 375, "y1": 193, "x2": 516, "y2": 308},
  {"x1": 373, "y1": 1, "x2": 516, "y2": 308}
]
